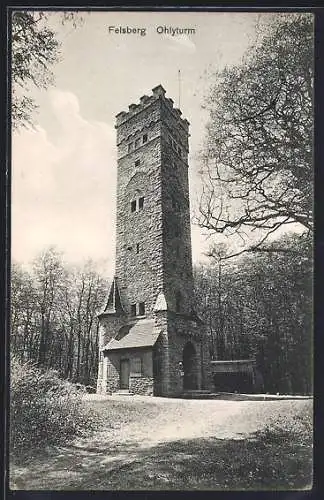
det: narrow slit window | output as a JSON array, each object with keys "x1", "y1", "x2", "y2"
[
  {"x1": 173, "y1": 222, "x2": 180, "y2": 237},
  {"x1": 175, "y1": 292, "x2": 182, "y2": 313},
  {"x1": 138, "y1": 302, "x2": 145, "y2": 316},
  {"x1": 171, "y1": 198, "x2": 179, "y2": 212},
  {"x1": 135, "y1": 159, "x2": 140, "y2": 167},
  {"x1": 131, "y1": 200, "x2": 137, "y2": 212},
  {"x1": 143, "y1": 134, "x2": 148, "y2": 143},
  {"x1": 136, "y1": 243, "x2": 140, "y2": 254},
  {"x1": 131, "y1": 304, "x2": 137, "y2": 316},
  {"x1": 139, "y1": 197, "x2": 144, "y2": 210}
]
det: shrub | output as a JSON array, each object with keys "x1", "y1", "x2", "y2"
[
  {"x1": 255, "y1": 403, "x2": 313, "y2": 448},
  {"x1": 10, "y1": 357, "x2": 98, "y2": 455}
]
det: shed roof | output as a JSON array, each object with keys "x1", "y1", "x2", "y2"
[{"x1": 102, "y1": 319, "x2": 160, "y2": 351}]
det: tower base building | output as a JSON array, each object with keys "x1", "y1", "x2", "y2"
[{"x1": 97, "y1": 85, "x2": 212, "y2": 397}]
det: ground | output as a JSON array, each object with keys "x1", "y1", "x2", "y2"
[{"x1": 10, "y1": 395, "x2": 313, "y2": 491}]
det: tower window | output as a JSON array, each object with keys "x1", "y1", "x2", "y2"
[
  {"x1": 171, "y1": 198, "x2": 179, "y2": 211},
  {"x1": 135, "y1": 159, "x2": 140, "y2": 167},
  {"x1": 138, "y1": 197, "x2": 144, "y2": 210},
  {"x1": 143, "y1": 134, "x2": 148, "y2": 143},
  {"x1": 175, "y1": 292, "x2": 182, "y2": 313},
  {"x1": 131, "y1": 200, "x2": 137, "y2": 212},
  {"x1": 138, "y1": 302, "x2": 145, "y2": 316},
  {"x1": 131, "y1": 304, "x2": 137, "y2": 316},
  {"x1": 172, "y1": 221, "x2": 180, "y2": 237},
  {"x1": 136, "y1": 243, "x2": 140, "y2": 254}
]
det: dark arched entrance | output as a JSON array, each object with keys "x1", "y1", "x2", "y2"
[{"x1": 182, "y1": 342, "x2": 198, "y2": 390}]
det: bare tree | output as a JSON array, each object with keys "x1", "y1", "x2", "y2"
[
  {"x1": 11, "y1": 248, "x2": 108, "y2": 385},
  {"x1": 11, "y1": 263, "x2": 38, "y2": 361},
  {"x1": 198, "y1": 13, "x2": 313, "y2": 257},
  {"x1": 32, "y1": 247, "x2": 65, "y2": 367}
]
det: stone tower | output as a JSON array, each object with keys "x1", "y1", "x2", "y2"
[{"x1": 97, "y1": 85, "x2": 211, "y2": 397}]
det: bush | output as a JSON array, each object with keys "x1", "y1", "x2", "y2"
[
  {"x1": 10, "y1": 357, "x2": 98, "y2": 455},
  {"x1": 255, "y1": 403, "x2": 313, "y2": 448}
]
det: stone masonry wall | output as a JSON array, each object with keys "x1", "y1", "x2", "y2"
[
  {"x1": 168, "y1": 323, "x2": 202, "y2": 396},
  {"x1": 101, "y1": 353, "x2": 120, "y2": 394},
  {"x1": 115, "y1": 101, "x2": 164, "y2": 316},
  {"x1": 153, "y1": 311, "x2": 169, "y2": 396},
  {"x1": 97, "y1": 313, "x2": 126, "y2": 393},
  {"x1": 99, "y1": 348, "x2": 154, "y2": 395},
  {"x1": 161, "y1": 136, "x2": 194, "y2": 314},
  {"x1": 129, "y1": 377, "x2": 154, "y2": 395},
  {"x1": 99, "y1": 314, "x2": 126, "y2": 348}
]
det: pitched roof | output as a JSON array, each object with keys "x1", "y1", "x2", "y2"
[
  {"x1": 102, "y1": 319, "x2": 160, "y2": 351},
  {"x1": 98, "y1": 277, "x2": 124, "y2": 317}
]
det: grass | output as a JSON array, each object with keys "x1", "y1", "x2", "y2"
[
  {"x1": 10, "y1": 397, "x2": 313, "y2": 491},
  {"x1": 97, "y1": 436, "x2": 312, "y2": 490}
]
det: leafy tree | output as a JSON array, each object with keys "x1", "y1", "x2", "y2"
[
  {"x1": 194, "y1": 233, "x2": 312, "y2": 394},
  {"x1": 198, "y1": 13, "x2": 313, "y2": 257},
  {"x1": 11, "y1": 10, "x2": 81, "y2": 128}
]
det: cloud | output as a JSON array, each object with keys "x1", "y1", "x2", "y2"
[
  {"x1": 165, "y1": 34, "x2": 196, "y2": 52},
  {"x1": 12, "y1": 90, "x2": 116, "y2": 275}
]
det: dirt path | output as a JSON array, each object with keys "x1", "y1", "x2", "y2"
[
  {"x1": 87, "y1": 395, "x2": 310, "y2": 447},
  {"x1": 105, "y1": 396, "x2": 246, "y2": 447},
  {"x1": 10, "y1": 396, "x2": 312, "y2": 490}
]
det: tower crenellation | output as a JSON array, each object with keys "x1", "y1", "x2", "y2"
[{"x1": 115, "y1": 84, "x2": 190, "y2": 134}]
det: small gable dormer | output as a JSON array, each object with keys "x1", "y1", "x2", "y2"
[{"x1": 98, "y1": 277, "x2": 125, "y2": 317}]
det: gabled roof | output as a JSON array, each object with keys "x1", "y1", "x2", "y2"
[
  {"x1": 98, "y1": 277, "x2": 124, "y2": 317},
  {"x1": 102, "y1": 319, "x2": 160, "y2": 351}
]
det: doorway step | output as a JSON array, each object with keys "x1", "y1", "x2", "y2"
[
  {"x1": 181, "y1": 390, "x2": 216, "y2": 399},
  {"x1": 112, "y1": 389, "x2": 134, "y2": 396}
]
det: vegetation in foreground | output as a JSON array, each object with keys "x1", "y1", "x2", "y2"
[
  {"x1": 10, "y1": 396, "x2": 312, "y2": 491},
  {"x1": 10, "y1": 358, "x2": 101, "y2": 457}
]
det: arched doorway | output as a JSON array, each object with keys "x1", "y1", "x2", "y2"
[{"x1": 182, "y1": 342, "x2": 198, "y2": 390}]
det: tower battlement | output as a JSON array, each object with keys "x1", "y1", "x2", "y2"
[{"x1": 115, "y1": 84, "x2": 190, "y2": 132}]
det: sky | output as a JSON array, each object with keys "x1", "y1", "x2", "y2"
[{"x1": 12, "y1": 10, "x2": 277, "y2": 277}]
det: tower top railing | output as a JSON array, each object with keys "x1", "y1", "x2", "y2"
[{"x1": 115, "y1": 84, "x2": 190, "y2": 132}]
